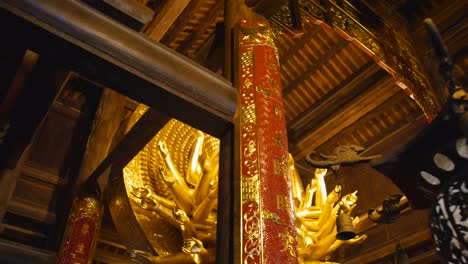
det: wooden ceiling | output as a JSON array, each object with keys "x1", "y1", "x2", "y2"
[
  {"x1": 0, "y1": 0, "x2": 466, "y2": 263},
  {"x1": 148, "y1": 0, "x2": 466, "y2": 168}
]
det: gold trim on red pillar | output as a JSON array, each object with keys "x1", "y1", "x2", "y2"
[
  {"x1": 57, "y1": 197, "x2": 103, "y2": 264},
  {"x1": 238, "y1": 15, "x2": 299, "y2": 264}
]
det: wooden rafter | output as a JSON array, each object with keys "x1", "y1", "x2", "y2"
[
  {"x1": 176, "y1": 0, "x2": 224, "y2": 54},
  {"x1": 146, "y1": 0, "x2": 191, "y2": 41},
  {"x1": 159, "y1": 0, "x2": 206, "y2": 45},
  {"x1": 288, "y1": 61, "x2": 381, "y2": 133},
  {"x1": 282, "y1": 38, "x2": 348, "y2": 95},
  {"x1": 291, "y1": 75, "x2": 399, "y2": 160}
]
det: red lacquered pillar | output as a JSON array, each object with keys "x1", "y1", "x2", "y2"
[
  {"x1": 57, "y1": 183, "x2": 103, "y2": 264},
  {"x1": 237, "y1": 15, "x2": 299, "y2": 264}
]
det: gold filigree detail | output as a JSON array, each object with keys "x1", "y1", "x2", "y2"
[
  {"x1": 242, "y1": 176, "x2": 260, "y2": 203},
  {"x1": 241, "y1": 104, "x2": 256, "y2": 124},
  {"x1": 239, "y1": 19, "x2": 277, "y2": 50},
  {"x1": 272, "y1": 0, "x2": 437, "y2": 118},
  {"x1": 71, "y1": 197, "x2": 103, "y2": 220},
  {"x1": 243, "y1": 203, "x2": 261, "y2": 264},
  {"x1": 241, "y1": 51, "x2": 254, "y2": 68}
]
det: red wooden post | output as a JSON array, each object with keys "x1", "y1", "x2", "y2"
[
  {"x1": 237, "y1": 15, "x2": 299, "y2": 264},
  {"x1": 57, "y1": 187, "x2": 103, "y2": 264}
]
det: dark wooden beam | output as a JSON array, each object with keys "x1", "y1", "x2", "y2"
[
  {"x1": 0, "y1": 238, "x2": 56, "y2": 263},
  {"x1": 74, "y1": 88, "x2": 127, "y2": 190},
  {"x1": 82, "y1": 0, "x2": 155, "y2": 31},
  {"x1": 176, "y1": 0, "x2": 224, "y2": 54},
  {"x1": 159, "y1": 0, "x2": 205, "y2": 45},
  {"x1": 288, "y1": 61, "x2": 381, "y2": 135},
  {"x1": 146, "y1": 0, "x2": 191, "y2": 41},
  {"x1": 291, "y1": 75, "x2": 399, "y2": 160},
  {"x1": 216, "y1": 127, "x2": 234, "y2": 264},
  {"x1": 0, "y1": 50, "x2": 38, "y2": 137},
  {"x1": 245, "y1": 0, "x2": 289, "y2": 18},
  {"x1": 0, "y1": 44, "x2": 27, "y2": 105},
  {"x1": 0, "y1": 55, "x2": 69, "y2": 169},
  {"x1": 0, "y1": 0, "x2": 236, "y2": 137},
  {"x1": 282, "y1": 38, "x2": 348, "y2": 95},
  {"x1": 85, "y1": 107, "x2": 171, "y2": 184}
]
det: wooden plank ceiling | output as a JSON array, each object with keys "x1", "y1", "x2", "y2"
[{"x1": 151, "y1": 0, "x2": 430, "y2": 165}]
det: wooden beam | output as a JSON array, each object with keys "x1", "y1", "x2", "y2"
[
  {"x1": 146, "y1": 0, "x2": 191, "y2": 42},
  {"x1": 216, "y1": 127, "x2": 234, "y2": 264},
  {"x1": 82, "y1": 0, "x2": 155, "y2": 31},
  {"x1": 0, "y1": 238, "x2": 56, "y2": 264},
  {"x1": 75, "y1": 88, "x2": 126, "y2": 190},
  {"x1": 0, "y1": 146, "x2": 31, "y2": 232},
  {"x1": 7, "y1": 198, "x2": 56, "y2": 224},
  {"x1": 361, "y1": 115, "x2": 427, "y2": 157},
  {"x1": 176, "y1": 0, "x2": 224, "y2": 54},
  {"x1": 0, "y1": 55, "x2": 69, "y2": 169},
  {"x1": 0, "y1": 50, "x2": 39, "y2": 141},
  {"x1": 0, "y1": 44, "x2": 27, "y2": 107},
  {"x1": 0, "y1": 0, "x2": 236, "y2": 137},
  {"x1": 291, "y1": 75, "x2": 399, "y2": 160},
  {"x1": 288, "y1": 61, "x2": 381, "y2": 134},
  {"x1": 159, "y1": 0, "x2": 206, "y2": 45},
  {"x1": 86, "y1": 108, "x2": 171, "y2": 184},
  {"x1": 245, "y1": 0, "x2": 289, "y2": 18},
  {"x1": 410, "y1": 248, "x2": 440, "y2": 264},
  {"x1": 344, "y1": 228, "x2": 431, "y2": 264}
]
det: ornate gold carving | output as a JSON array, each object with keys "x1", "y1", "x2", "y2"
[
  {"x1": 242, "y1": 176, "x2": 260, "y2": 203},
  {"x1": 239, "y1": 26, "x2": 263, "y2": 263},
  {"x1": 239, "y1": 18, "x2": 277, "y2": 50},
  {"x1": 241, "y1": 104, "x2": 257, "y2": 124},
  {"x1": 243, "y1": 203, "x2": 261, "y2": 264},
  {"x1": 271, "y1": 0, "x2": 437, "y2": 119},
  {"x1": 71, "y1": 197, "x2": 103, "y2": 220},
  {"x1": 241, "y1": 48, "x2": 254, "y2": 68}
]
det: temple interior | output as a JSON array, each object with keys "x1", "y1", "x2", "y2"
[{"x1": 0, "y1": 0, "x2": 466, "y2": 263}]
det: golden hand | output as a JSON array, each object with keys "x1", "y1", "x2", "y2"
[{"x1": 131, "y1": 187, "x2": 159, "y2": 211}]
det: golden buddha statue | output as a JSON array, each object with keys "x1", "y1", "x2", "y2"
[{"x1": 121, "y1": 105, "x2": 219, "y2": 263}]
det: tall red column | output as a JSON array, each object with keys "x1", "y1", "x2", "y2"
[
  {"x1": 57, "y1": 185, "x2": 103, "y2": 264},
  {"x1": 237, "y1": 16, "x2": 299, "y2": 264}
]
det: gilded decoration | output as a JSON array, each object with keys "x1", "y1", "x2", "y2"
[
  {"x1": 120, "y1": 104, "x2": 220, "y2": 263},
  {"x1": 57, "y1": 197, "x2": 103, "y2": 264},
  {"x1": 271, "y1": 0, "x2": 438, "y2": 119},
  {"x1": 239, "y1": 20, "x2": 263, "y2": 263},
  {"x1": 289, "y1": 156, "x2": 367, "y2": 263}
]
